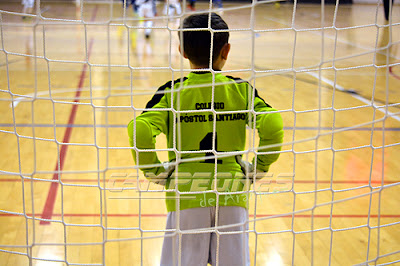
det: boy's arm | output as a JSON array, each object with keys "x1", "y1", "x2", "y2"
[
  {"x1": 127, "y1": 93, "x2": 169, "y2": 177},
  {"x1": 253, "y1": 90, "x2": 284, "y2": 172}
]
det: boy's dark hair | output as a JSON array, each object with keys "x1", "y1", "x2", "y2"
[{"x1": 180, "y1": 13, "x2": 229, "y2": 67}]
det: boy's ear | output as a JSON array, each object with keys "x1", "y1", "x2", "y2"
[
  {"x1": 178, "y1": 45, "x2": 188, "y2": 59},
  {"x1": 221, "y1": 43, "x2": 231, "y2": 60}
]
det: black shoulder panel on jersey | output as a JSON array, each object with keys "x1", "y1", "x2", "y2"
[
  {"x1": 225, "y1": 75, "x2": 246, "y2": 84},
  {"x1": 225, "y1": 75, "x2": 272, "y2": 108},
  {"x1": 254, "y1": 89, "x2": 272, "y2": 108},
  {"x1": 142, "y1": 77, "x2": 187, "y2": 113}
]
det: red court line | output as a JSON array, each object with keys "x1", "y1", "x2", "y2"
[
  {"x1": 1, "y1": 178, "x2": 397, "y2": 185},
  {"x1": 1, "y1": 213, "x2": 400, "y2": 219},
  {"x1": 389, "y1": 65, "x2": 400, "y2": 81},
  {"x1": 40, "y1": 6, "x2": 98, "y2": 225}
]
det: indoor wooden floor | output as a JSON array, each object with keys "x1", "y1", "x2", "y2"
[{"x1": 0, "y1": 1, "x2": 400, "y2": 265}]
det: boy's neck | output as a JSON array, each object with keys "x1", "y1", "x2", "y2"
[{"x1": 189, "y1": 61, "x2": 224, "y2": 72}]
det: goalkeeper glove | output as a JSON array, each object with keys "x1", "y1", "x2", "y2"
[
  {"x1": 235, "y1": 155, "x2": 265, "y2": 183},
  {"x1": 162, "y1": 161, "x2": 176, "y2": 178},
  {"x1": 145, "y1": 161, "x2": 176, "y2": 185}
]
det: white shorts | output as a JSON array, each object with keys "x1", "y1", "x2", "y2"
[
  {"x1": 163, "y1": 3, "x2": 181, "y2": 16},
  {"x1": 137, "y1": 1, "x2": 155, "y2": 18},
  {"x1": 22, "y1": 0, "x2": 34, "y2": 8},
  {"x1": 160, "y1": 206, "x2": 250, "y2": 266}
]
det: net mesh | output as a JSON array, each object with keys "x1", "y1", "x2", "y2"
[{"x1": 0, "y1": 0, "x2": 400, "y2": 265}]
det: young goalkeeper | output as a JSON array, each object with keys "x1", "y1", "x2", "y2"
[{"x1": 128, "y1": 13, "x2": 284, "y2": 266}]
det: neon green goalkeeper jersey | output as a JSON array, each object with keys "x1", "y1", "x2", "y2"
[{"x1": 128, "y1": 72, "x2": 284, "y2": 212}]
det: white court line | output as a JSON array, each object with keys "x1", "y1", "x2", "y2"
[
  {"x1": 264, "y1": 15, "x2": 400, "y2": 62},
  {"x1": 307, "y1": 72, "x2": 400, "y2": 123},
  {"x1": 263, "y1": 8, "x2": 400, "y2": 124},
  {"x1": 9, "y1": 86, "x2": 156, "y2": 108},
  {"x1": 9, "y1": 87, "x2": 103, "y2": 108}
]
